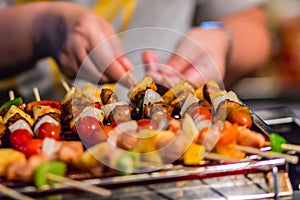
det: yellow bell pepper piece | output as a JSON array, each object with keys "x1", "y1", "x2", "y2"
[{"x1": 183, "y1": 143, "x2": 206, "y2": 165}]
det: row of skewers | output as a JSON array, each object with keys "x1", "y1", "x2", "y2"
[{"x1": 0, "y1": 50, "x2": 299, "y2": 199}]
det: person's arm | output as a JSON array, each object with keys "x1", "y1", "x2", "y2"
[
  {"x1": 149, "y1": 6, "x2": 270, "y2": 88},
  {"x1": 222, "y1": 6, "x2": 271, "y2": 87},
  {"x1": 0, "y1": 2, "x2": 133, "y2": 83}
]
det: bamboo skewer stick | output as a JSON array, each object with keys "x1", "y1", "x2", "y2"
[
  {"x1": 33, "y1": 87, "x2": 41, "y2": 101},
  {"x1": 264, "y1": 141, "x2": 300, "y2": 153},
  {"x1": 233, "y1": 145, "x2": 299, "y2": 164},
  {"x1": 60, "y1": 78, "x2": 71, "y2": 92},
  {"x1": 0, "y1": 184, "x2": 35, "y2": 200},
  {"x1": 47, "y1": 173, "x2": 111, "y2": 197},
  {"x1": 280, "y1": 143, "x2": 300, "y2": 153},
  {"x1": 9, "y1": 90, "x2": 15, "y2": 101},
  {"x1": 205, "y1": 152, "x2": 241, "y2": 163}
]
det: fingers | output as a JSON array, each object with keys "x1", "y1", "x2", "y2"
[
  {"x1": 181, "y1": 56, "x2": 223, "y2": 87},
  {"x1": 86, "y1": 18, "x2": 133, "y2": 83},
  {"x1": 166, "y1": 34, "x2": 202, "y2": 74},
  {"x1": 165, "y1": 52, "x2": 190, "y2": 74}
]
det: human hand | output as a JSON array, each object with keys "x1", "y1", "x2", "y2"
[
  {"x1": 36, "y1": 2, "x2": 133, "y2": 84},
  {"x1": 147, "y1": 27, "x2": 229, "y2": 87}
]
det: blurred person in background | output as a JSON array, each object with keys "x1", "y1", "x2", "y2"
[{"x1": 0, "y1": 0, "x2": 270, "y2": 102}]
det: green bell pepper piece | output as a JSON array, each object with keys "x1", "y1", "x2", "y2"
[
  {"x1": 0, "y1": 97, "x2": 23, "y2": 112},
  {"x1": 116, "y1": 151, "x2": 140, "y2": 175},
  {"x1": 270, "y1": 133, "x2": 287, "y2": 153},
  {"x1": 34, "y1": 161, "x2": 67, "y2": 188}
]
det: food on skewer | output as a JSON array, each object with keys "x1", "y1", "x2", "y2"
[
  {"x1": 267, "y1": 133, "x2": 300, "y2": 153},
  {"x1": 128, "y1": 76, "x2": 157, "y2": 104},
  {"x1": 0, "y1": 116, "x2": 6, "y2": 145},
  {"x1": 1, "y1": 53, "x2": 299, "y2": 195},
  {"x1": 26, "y1": 88, "x2": 62, "y2": 141},
  {"x1": 2, "y1": 146, "x2": 110, "y2": 197},
  {"x1": 1, "y1": 96, "x2": 35, "y2": 151},
  {"x1": 34, "y1": 161, "x2": 67, "y2": 188},
  {"x1": 60, "y1": 82, "x2": 118, "y2": 144},
  {"x1": 0, "y1": 148, "x2": 26, "y2": 177}
]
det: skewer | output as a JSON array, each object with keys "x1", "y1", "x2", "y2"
[
  {"x1": 263, "y1": 133, "x2": 300, "y2": 153},
  {"x1": 46, "y1": 173, "x2": 111, "y2": 197},
  {"x1": 33, "y1": 87, "x2": 41, "y2": 101},
  {"x1": 60, "y1": 78, "x2": 70, "y2": 92},
  {"x1": 264, "y1": 141, "x2": 300, "y2": 153},
  {"x1": 233, "y1": 145, "x2": 299, "y2": 164},
  {"x1": 205, "y1": 152, "x2": 241, "y2": 163},
  {"x1": 9, "y1": 90, "x2": 15, "y2": 101},
  {"x1": 277, "y1": 143, "x2": 300, "y2": 153},
  {"x1": 30, "y1": 88, "x2": 110, "y2": 196},
  {"x1": 0, "y1": 184, "x2": 35, "y2": 200}
]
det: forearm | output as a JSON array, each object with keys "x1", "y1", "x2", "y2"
[
  {"x1": 0, "y1": 3, "x2": 49, "y2": 78},
  {"x1": 222, "y1": 6, "x2": 271, "y2": 87},
  {"x1": 0, "y1": 2, "x2": 89, "y2": 79}
]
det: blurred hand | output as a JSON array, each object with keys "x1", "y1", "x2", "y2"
[
  {"x1": 147, "y1": 27, "x2": 229, "y2": 87},
  {"x1": 37, "y1": 2, "x2": 133, "y2": 84}
]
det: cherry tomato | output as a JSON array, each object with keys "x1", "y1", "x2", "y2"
[
  {"x1": 137, "y1": 119, "x2": 157, "y2": 130},
  {"x1": 36, "y1": 122, "x2": 61, "y2": 140},
  {"x1": 10, "y1": 129, "x2": 33, "y2": 149},
  {"x1": 92, "y1": 102, "x2": 101, "y2": 109},
  {"x1": 190, "y1": 106, "x2": 212, "y2": 120},
  {"x1": 198, "y1": 106, "x2": 212, "y2": 120},
  {"x1": 75, "y1": 116, "x2": 106, "y2": 144},
  {"x1": 19, "y1": 138, "x2": 43, "y2": 157},
  {"x1": 228, "y1": 109, "x2": 252, "y2": 128}
]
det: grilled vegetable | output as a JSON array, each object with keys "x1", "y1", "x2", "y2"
[
  {"x1": 269, "y1": 133, "x2": 287, "y2": 153},
  {"x1": 214, "y1": 99, "x2": 251, "y2": 125},
  {"x1": 26, "y1": 100, "x2": 62, "y2": 115},
  {"x1": 183, "y1": 143, "x2": 205, "y2": 165},
  {"x1": 116, "y1": 151, "x2": 139, "y2": 175},
  {"x1": 0, "y1": 149, "x2": 26, "y2": 176},
  {"x1": 128, "y1": 77, "x2": 157, "y2": 103},
  {"x1": 162, "y1": 80, "x2": 194, "y2": 104},
  {"x1": 0, "y1": 97, "x2": 23, "y2": 114},
  {"x1": 3, "y1": 105, "x2": 34, "y2": 127},
  {"x1": 34, "y1": 161, "x2": 67, "y2": 188}
]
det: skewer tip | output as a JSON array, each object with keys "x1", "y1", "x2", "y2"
[
  {"x1": 8, "y1": 90, "x2": 15, "y2": 101},
  {"x1": 60, "y1": 78, "x2": 71, "y2": 92},
  {"x1": 33, "y1": 87, "x2": 41, "y2": 101}
]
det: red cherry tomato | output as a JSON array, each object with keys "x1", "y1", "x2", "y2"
[
  {"x1": 36, "y1": 122, "x2": 61, "y2": 140},
  {"x1": 137, "y1": 119, "x2": 157, "y2": 130},
  {"x1": 198, "y1": 106, "x2": 212, "y2": 120},
  {"x1": 228, "y1": 109, "x2": 252, "y2": 128},
  {"x1": 19, "y1": 138, "x2": 43, "y2": 157},
  {"x1": 10, "y1": 129, "x2": 33, "y2": 149},
  {"x1": 75, "y1": 116, "x2": 106, "y2": 144}
]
